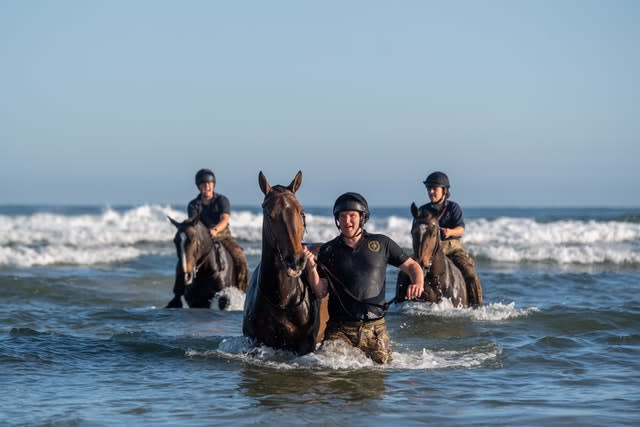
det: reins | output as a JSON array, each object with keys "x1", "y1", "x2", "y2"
[
  {"x1": 193, "y1": 237, "x2": 218, "y2": 277},
  {"x1": 316, "y1": 262, "x2": 398, "y2": 316},
  {"x1": 191, "y1": 221, "x2": 229, "y2": 278}
]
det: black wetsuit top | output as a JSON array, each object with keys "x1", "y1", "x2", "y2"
[
  {"x1": 187, "y1": 193, "x2": 230, "y2": 229},
  {"x1": 317, "y1": 231, "x2": 409, "y2": 321},
  {"x1": 416, "y1": 200, "x2": 465, "y2": 241}
]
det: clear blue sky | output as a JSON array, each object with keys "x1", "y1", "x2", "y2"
[{"x1": 1, "y1": 1, "x2": 638, "y2": 208}]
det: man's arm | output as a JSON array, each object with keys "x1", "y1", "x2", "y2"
[
  {"x1": 303, "y1": 246, "x2": 328, "y2": 299},
  {"x1": 399, "y1": 258, "x2": 424, "y2": 300}
]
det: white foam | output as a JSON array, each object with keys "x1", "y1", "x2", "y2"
[
  {"x1": 395, "y1": 299, "x2": 539, "y2": 321},
  {"x1": 204, "y1": 333, "x2": 500, "y2": 371},
  {"x1": 212, "y1": 287, "x2": 246, "y2": 311},
  {"x1": 1, "y1": 205, "x2": 639, "y2": 266}
]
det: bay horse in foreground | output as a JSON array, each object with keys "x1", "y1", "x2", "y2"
[
  {"x1": 396, "y1": 202, "x2": 469, "y2": 307},
  {"x1": 166, "y1": 216, "x2": 237, "y2": 310},
  {"x1": 242, "y1": 171, "x2": 328, "y2": 355}
]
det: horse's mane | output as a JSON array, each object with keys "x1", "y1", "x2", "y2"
[{"x1": 270, "y1": 185, "x2": 290, "y2": 193}]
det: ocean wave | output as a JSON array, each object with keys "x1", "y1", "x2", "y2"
[{"x1": 0, "y1": 204, "x2": 638, "y2": 267}]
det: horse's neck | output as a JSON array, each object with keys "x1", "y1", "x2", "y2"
[
  {"x1": 259, "y1": 240, "x2": 278, "y2": 276},
  {"x1": 195, "y1": 227, "x2": 215, "y2": 265},
  {"x1": 259, "y1": 241, "x2": 297, "y2": 292},
  {"x1": 427, "y1": 240, "x2": 448, "y2": 276}
]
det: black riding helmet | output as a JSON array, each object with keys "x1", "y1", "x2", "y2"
[
  {"x1": 333, "y1": 192, "x2": 370, "y2": 224},
  {"x1": 423, "y1": 171, "x2": 450, "y2": 188},
  {"x1": 195, "y1": 168, "x2": 216, "y2": 186}
]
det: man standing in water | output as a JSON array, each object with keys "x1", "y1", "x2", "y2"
[
  {"x1": 418, "y1": 171, "x2": 483, "y2": 306},
  {"x1": 303, "y1": 192, "x2": 424, "y2": 364},
  {"x1": 166, "y1": 168, "x2": 249, "y2": 308}
]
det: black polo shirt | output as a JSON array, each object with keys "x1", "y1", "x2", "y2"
[
  {"x1": 416, "y1": 200, "x2": 465, "y2": 241},
  {"x1": 318, "y1": 231, "x2": 408, "y2": 321},
  {"x1": 187, "y1": 193, "x2": 230, "y2": 229}
]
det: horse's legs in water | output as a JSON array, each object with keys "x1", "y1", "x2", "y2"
[
  {"x1": 166, "y1": 261, "x2": 185, "y2": 308},
  {"x1": 217, "y1": 295, "x2": 230, "y2": 310},
  {"x1": 447, "y1": 250, "x2": 483, "y2": 306}
]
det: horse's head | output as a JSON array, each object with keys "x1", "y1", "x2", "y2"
[
  {"x1": 259, "y1": 170, "x2": 307, "y2": 278},
  {"x1": 168, "y1": 215, "x2": 213, "y2": 285},
  {"x1": 410, "y1": 202, "x2": 442, "y2": 269}
]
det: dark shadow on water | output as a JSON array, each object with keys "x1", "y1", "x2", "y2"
[{"x1": 239, "y1": 366, "x2": 386, "y2": 406}]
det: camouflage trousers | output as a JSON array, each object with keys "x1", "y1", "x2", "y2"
[
  {"x1": 441, "y1": 239, "x2": 483, "y2": 306},
  {"x1": 216, "y1": 229, "x2": 249, "y2": 292},
  {"x1": 323, "y1": 318, "x2": 392, "y2": 364}
]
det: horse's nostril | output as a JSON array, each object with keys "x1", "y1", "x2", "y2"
[
  {"x1": 297, "y1": 255, "x2": 307, "y2": 268},
  {"x1": 283, "y1": 254, "x2": 306, "y2": 270}
]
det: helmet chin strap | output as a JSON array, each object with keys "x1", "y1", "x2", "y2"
[
  {"x1": 431, "y1": 188, "x2": 449, "y2": 207},
  {"x1": 339, "y1": 227, "x2": 363, "y2": 239},
  {"x1": 335, "y1": 213, "x2": 366, "y2": 238}
]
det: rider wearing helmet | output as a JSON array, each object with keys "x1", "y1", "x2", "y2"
[
  {"x1": 303, "y1": 192, "x2": 423, "y2": 364},
  {"x1": 167, "y1": 168, "x2": 249, "y2": 308},
  {"x1": 418, "y1": 171, "x2": 483, "y2": 306}
]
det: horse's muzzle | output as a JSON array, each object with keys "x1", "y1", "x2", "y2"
[
  {"x1": 284, "y1": 254, "x2": 306, "y2": 278},
  {"x1": 184, "y1": 270, "x2": 195, "y2": 285}
]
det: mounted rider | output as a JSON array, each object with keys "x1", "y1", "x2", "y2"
[
  {"x1": 417, "y1": 171, "x2": 483, "y2": 306},
  {"x1": 167, "y1": 168, "x2": 249, "y2": 308}
]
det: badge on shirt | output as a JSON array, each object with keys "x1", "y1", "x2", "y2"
[{"x1": 368, "y1": 240, "x2": 381, "y2": 252}]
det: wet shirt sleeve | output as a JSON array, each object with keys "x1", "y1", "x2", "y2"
[{"x1": 386, "y1": 236, "x2": 409, "y2": 267}]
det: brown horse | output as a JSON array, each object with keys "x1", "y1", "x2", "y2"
[
  {"x1": 242, "y1": 171, "x2": 328, "y2": 355},
  {"x1": 396, "y1": 202, "x2": 469, "y2": 307},
  {"x1": 167, "y1": 216, "x2": 236, "y2": 309}
]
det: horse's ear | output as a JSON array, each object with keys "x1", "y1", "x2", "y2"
[
  {"x1": 410, "y1": 202, "x2": 419, "y2": 218},
  {"x1": 288, "y1": 170, "x2": 303, "y2": 193},
  {"x1": 259, "y1": 171, "x2": 271, "y2": 196},
  {"x1": 168, "y1": 216, "x2": 181, "y2": 228},
  {"x1": 186, "y1": 215, "x2": 199, "y2": 226}
]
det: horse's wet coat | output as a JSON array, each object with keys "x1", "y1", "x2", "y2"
[
  {"x1": 242, "y1": 171, "x2": 328, "y2": 355},
  {"x1": 396, "y1": 202, "x2": 469, "y2": 307},
  {"x1": 168, "y1": 216, "x2": 237, "y2": 309}
]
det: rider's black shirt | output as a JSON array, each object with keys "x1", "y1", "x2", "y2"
[
  {"x1": 317, "y1": 231, "x2": 408, "y2": 321},
  {"x1": 416, "y1": 200, "x2": 465, "y2": 241},
  {"x1": 187, "y1": 193, "x2": 230, "y2": 230}
]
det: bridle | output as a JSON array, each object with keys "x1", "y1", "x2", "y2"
[
  {"x1": 258, "y1": 189, "x2": 309, "y2": 310},
  {"x1": 414, "y1": 219, "x2": 444, "y2": 298},
  {"x1": 177, "y1": 225, "x2": 215, "y2": 281},
  {"x1": 261, "y1": 189, "x2": 307, "y2": 270}
]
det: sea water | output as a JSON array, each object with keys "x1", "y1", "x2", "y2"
[{"x1": 1, "y1": 205, "x2": 639, "y2": 426}]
